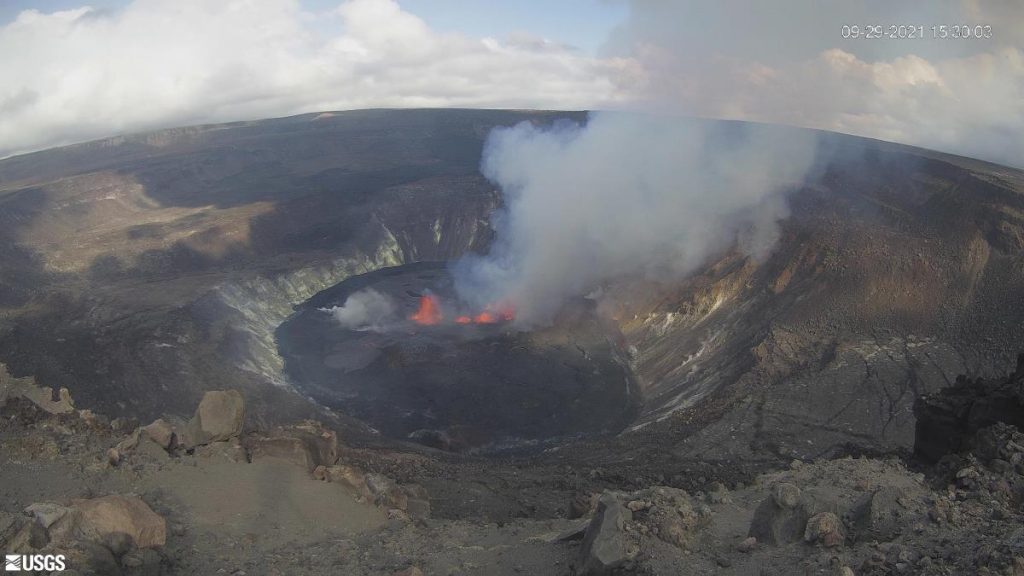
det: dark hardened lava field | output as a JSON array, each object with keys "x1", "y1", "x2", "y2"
[{"x1": 277, "y1": 262, "x2": 642, "y2": 453}]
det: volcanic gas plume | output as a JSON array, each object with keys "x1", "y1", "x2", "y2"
[
  {"x1": 453, "y1": 112, "x2": 820, "y2": 326},
  {"x1": 320, "y1": 288, "x2": 396, "y2": 332}
]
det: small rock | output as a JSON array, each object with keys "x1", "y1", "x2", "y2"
[
  {"x1": 772, "y1": 483, "x2": 801, "y2": 509},
  {"x1": 314, "y1": 464, "x2": 372, "y2": 499},
  {"x1": 24, "y1": 502, "x2": 70, "y2": 528},
  {"x1": 78, "y1": 409, "x2": 110, "y2": 431},
  {"x1": 626, "y1": 500, "x2": 650, "y2": 512},
  {"x1": 106, "y1": 447, "x2": 121, "y2": 467},
  {"x1": 142, "y1": 419, "x2": 176, "y2": 450},
  {"x1": 115, "y1": 428, "x2": 142, "y2": 455},
  {"x1": 121, "y1": 547, "x2": 162, "y2": 576},
  {"x1": 112, "y1": 417, "x2": 141, "y2": 434},
  {"x1": 707, "y1": 483, "x2": 731, "y2": 504},
  {"x1": 569, "y1": 492, "x2": 599, "y2": 518},
  {"x1": 737, "y1": 536, "x2": 757, "y2": 553},
  {"x1": 928, "y1": 498, "x2": 951, "y2": 524},
  {"x1": 804, "y1": 511, "x2": 844, "y2": 547},
  {"x1": 366, "y1": 474, "x2": 409, "y2": 511},
  {"x1": 392, "y1": 568, "x2": 424, "y2": 576},
  {"x1": 386, "y1": 508, "x2": 411, "y2": 523}
]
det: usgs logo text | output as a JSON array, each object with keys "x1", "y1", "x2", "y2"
[{"x1": 5, "y1": 554, "x2": 66, "y2": 572}]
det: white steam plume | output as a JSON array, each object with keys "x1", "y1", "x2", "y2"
[
  {"x1": 321, "y1": 288, "x2": 396, "y2": 331},
  {"x1": 454, "y1": 112, "x2": 818, "y2": 325}
]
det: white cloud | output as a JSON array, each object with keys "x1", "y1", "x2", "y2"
[
  {"x1": 2, "y1": 0, "x2": 1022, "y2": 168},
  {"x1": 612, "y1": 1, "x2": 1024, "y2": 168},
  {"x1": 621, "y1": 44, "x2": 1024, "y2": 168},
  {"x1": 0, "y1": 0, "x2": 627, "y2": 157}
]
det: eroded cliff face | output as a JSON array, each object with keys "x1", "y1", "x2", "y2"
[
  {"x1": 204, "y1": 207, "x2": 493, "y2": 394},
  {"x1": 611, "y1": 152, "x2": 1024, "y2": 460}
]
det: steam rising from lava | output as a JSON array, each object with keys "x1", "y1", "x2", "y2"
[
  {"x1": 321, "y1": 288, "x2": 397, "y2": 332},
  {"x1": 454, "y1": 112, "x2": 819, "y2": 325}
]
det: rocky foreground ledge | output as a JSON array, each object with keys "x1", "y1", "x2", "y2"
[{"x1": 3, "y1": 360, "x2": 1024, "y2": 575}]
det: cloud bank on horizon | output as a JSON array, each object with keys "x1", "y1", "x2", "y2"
[{"x1": 1, "y1": 0, "x2": 1022, "y2": 167}]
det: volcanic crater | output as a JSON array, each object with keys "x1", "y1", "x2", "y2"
[
  {"x1": 0, "y1": 109, "x2": 1023, "y2": 469},
  {"x1": 277, "y1": 262, "x2": 641, "y2": 453}
]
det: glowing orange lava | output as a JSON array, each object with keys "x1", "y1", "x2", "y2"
[
  {"x1": 409, "y1": 294, "x2": 515, "y2": 326},
  {"x1": 410, "y1": 294, "x2": 442, "y2": 325},
  {"x1": 473, "y1": 311, "x2": 497, "y2": 324}
]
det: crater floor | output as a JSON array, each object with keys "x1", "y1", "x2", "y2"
[{"x1": 277, "y1": 262, "x2": 641, "y2": 453}]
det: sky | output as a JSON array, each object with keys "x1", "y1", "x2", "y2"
[
  {"x1": 0, "y1": 0, "x2": 628, "y2": 53},
  {"x1": 1, "y1": 0, "x2": 1022, "y2": 167}
]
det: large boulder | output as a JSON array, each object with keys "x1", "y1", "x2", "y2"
[
  {"x1": 630, "y1": 487, "x2": 710, "y2": 550},
  {"x1": 72, "y1": 495, "x2": 167, "y2": 549},
  {"x1": 914, "y1": 356, "x2": 1024, "y2": 462},
  {"x1": 111, "y1": 426, "x2": 171, "y2": 466},
  {"x1": 850, "y1": 487, "x2": 909, "y2": 542},
  {"x1": 183, "y1": 390, "x2": 244, "y2": 448},
  {"x1": 749, "y1": 483, "x2": 812, "y2": 546},
  {"x1": 579, "y1": 493, "x2": 634, "y2": 575},
  {"x1": 365, "y1": 474, "x2": 409, "y2": 511},
  {"x1": 141, "y1": 419, "x2": 176, "y2": 450},
  {"x1": 246, "y1": 421, "x2": 338, "y2": 471}
]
